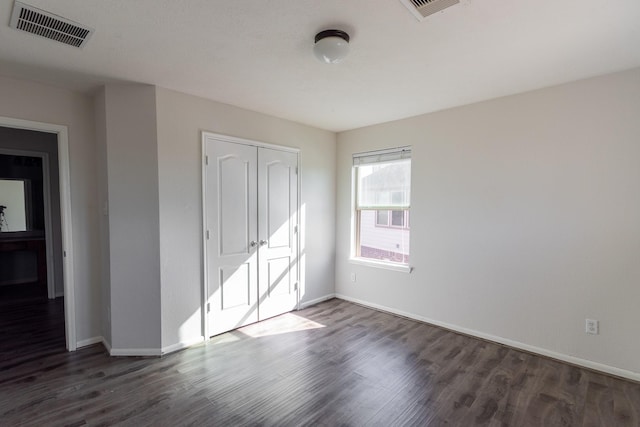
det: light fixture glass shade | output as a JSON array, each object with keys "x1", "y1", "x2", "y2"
[{"x1": 314, "y1": 31, "x2": 350, "y2": 64}]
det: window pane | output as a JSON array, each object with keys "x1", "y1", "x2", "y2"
[
  {"x1": 356, "y1": 159, "x2": 410, "y2": 209},
  {"x1": 391, "y1": 210, "x2": 404, "y2": 227},
  {"x1": 391, "y1": 191, "x2": 404, "y2": 204},
  {"x1": 376, "y1": 210, "x2": 389, "y2": 226},
  {"x1": 358, "y1": 210, "x2": 409, "y2": 264}
]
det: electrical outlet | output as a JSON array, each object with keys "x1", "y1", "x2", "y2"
[
  {"x1": 585, "y1": 319, "x2": 599, "y2": 335},
  {"x1": 350, "y1": 273, "x2": 356, "y2": 282}
]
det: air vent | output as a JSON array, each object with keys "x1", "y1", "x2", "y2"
[
  {"x1": 9, "y1": 1, "x2": 93, "y2": 48},
  {"x1": 400, "y1": 0, "x2": 460, "y2": 21}
]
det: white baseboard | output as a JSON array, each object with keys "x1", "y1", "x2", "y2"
[
  {"x1": 299, "y1": 293, "x2": 336, "y2": 309},
  {"x1": 76, "y1": 336, "x2": 104, "y2": 348},
  {"x1": 77, "y1": 336, "x2": 204, "y2": 357},
  {"x1": 102, "y1": 337, "x2": 112, "y2": 353},
  {"x1": 76, "y1": 336, "x2": 113, "y2": 356},
  {"x1": 109, "y1": 347, "x2": 162, "y2": 357},
  {"x1": 335, "y1": 293, "x2": 640, "y2": 383},
  {"x1": 161, "y1": 336, "x2": 205, "y2": 355}
]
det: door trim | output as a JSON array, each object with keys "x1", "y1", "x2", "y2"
[
  {"x1": 0, "y1": 116, "x2": 76, "y2": 351},
  {"x1": 201, "y1": 131, "x2": 300, "y2": 340},
  {"x1": 202, "y1": 132, "x2": 300, "y2": 153}
]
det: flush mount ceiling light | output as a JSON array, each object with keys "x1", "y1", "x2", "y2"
[{"x1": 313, "y1": 29, "x2": 350, "y2": 64}]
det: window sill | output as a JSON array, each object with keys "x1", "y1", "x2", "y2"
[{"x1": 349, "y1": 257, "x2": 412, "y2": 273}]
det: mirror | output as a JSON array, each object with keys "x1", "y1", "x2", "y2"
[
  {"x1": 0, "y1": 154, "x2": 44, "y2": 237},
  {"x1": 0, "y1": 179, "x2": 31, "y2": 232}
]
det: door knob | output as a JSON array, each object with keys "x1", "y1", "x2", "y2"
[
  {"x1": 250, "y1": 240, "x2": 258, "y2": 247},
  {"x1": 260, "y1": 239, "x2": 268, "y2": 246}
]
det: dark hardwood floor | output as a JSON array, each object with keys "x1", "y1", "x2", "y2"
[
  {"x1": 1, "y1": 298, "x2": 639, "y2": 426},
  {"x1": 0, "y1": 283, "x2": 66, "y2": 373}
]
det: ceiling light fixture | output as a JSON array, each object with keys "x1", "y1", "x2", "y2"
[{"x1": 313, "y1": 29, "x2": 350, "y2": 64}]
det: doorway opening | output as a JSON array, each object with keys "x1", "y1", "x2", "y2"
[
  {"x1": 0, "y1": 117, "x2": 76, "y2": 354},
  {"x1": 0, "y1": 151, "x2": 58, "y2": 299}
]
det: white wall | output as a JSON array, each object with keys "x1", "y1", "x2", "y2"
[
  {"x1": 155, "y1": 87, "x2": 336, "y2": 351},
  {"x1": 336, "y1": 68, "x2": 640, "y2": 377},
  {"x1": 103, "y1": 85, "x2": 162, "y2": 352},
  {"x1": 93, "y1": 87, "x2": 111, "y2": 345},
  {"x1": 0, "y1": 74, "x2": 101, "y2": 343}
]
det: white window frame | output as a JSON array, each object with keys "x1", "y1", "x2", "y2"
[
  {"x1": 375, "y1": 209, "x2": 410, "y2": 229},
  {"x1": 350, "y1": 147, "x2": 412, "y2": 273}
]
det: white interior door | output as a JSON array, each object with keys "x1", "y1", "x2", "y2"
[
  {"x1": 204, "y1": 135, "x2": 299, "y2": 337},
  {"x1": 257, "y1": 148, "x2": 299, "y2": 320},
  {"x1": 205, "y1": 139, "x2": 259, "y2": 336}
]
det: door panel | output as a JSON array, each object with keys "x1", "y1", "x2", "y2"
[
  {"x1": 265, "y1": 162, "x2": 291, "y2": 249},
  {"x1": 205, "y1": 139, "x2": 258, "y2": 336},
  {"x1": 258, "y1": 148, "x2": 298, "y2": 320},
  {"x1": 267, "y1": 257, "x2": 292, "y2": 297},
  {"x1": 220, "y1": 264, "x2": 251, "y2": 309},
  {"x1": 219, "y1": 157, "x2": 251, "y2": 255}
]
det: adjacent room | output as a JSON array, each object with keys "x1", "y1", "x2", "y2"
[{"x1": 0, "y1": 0, "x2": 639, "y2": 425}]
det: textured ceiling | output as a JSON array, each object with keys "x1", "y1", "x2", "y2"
[{"x1": 1, "y1": 0, "x2": 639, "y2": 132}]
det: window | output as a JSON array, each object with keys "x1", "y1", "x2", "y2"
[
  {"x1": 353, "y1": 147, "x2": 411, "y2": 266},
  {"x1": 391, "y1": 210, "x2": 405, "y2": 227},
  {"x1": 374, "y1": 210, "x2": 409, "y2": 229},
  {"x1": 376, "y1": 210, "x2": 389, "y2": 226}
]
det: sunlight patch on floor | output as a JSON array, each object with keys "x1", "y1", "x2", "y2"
[
  {"x1": 237, "y1": 313, "x2": 325, "y2": 338},
  {"x1": 209, "y1": 333, "x2": 242, "y2": 345}
]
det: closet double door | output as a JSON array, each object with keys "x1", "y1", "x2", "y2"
[{"x1": 204, "y1": 136, "x2": 299, "y2": 337}]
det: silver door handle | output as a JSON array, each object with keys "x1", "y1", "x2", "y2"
[
  {"x1": 259, "y1": 239, "x2": 268, "y2": 246},
  {"x1": 250, "y1": 240, "x2": 258, "y2": 247}
]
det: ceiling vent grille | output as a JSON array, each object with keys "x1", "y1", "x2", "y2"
[
  {"x1": 9, "y1": 1, "x2": 93, "y2": 48},
  {"x1": 400, "y1": 0, "x2": 460, "y2": 21}
]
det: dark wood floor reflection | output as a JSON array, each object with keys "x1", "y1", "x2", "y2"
[
  {"x1": 1, "y1": 298, "x2": 639, "y2": 426},
  {"x1": 0, "y1": 284, "x2": 66, "y2": 373}
]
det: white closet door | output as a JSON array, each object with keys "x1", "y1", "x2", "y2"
[
  {"x1": 257, "y1": 148, "x2": 299, "y2": 321},
  {"x1": 204, "y1": 139, "x2": 258, "y2": 336}
]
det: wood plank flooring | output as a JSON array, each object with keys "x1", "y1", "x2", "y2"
[
  {"x1": 1, "y1": 297, "x2": 639, "y2": 426},
  {"x1": 0, "y1": 290, "x2": 65, "y2": 372}
]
